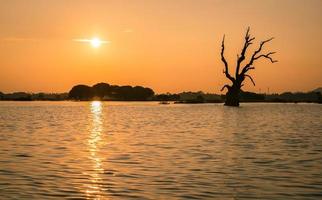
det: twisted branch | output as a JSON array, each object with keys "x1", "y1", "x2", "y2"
[
  {"x1": 254, "y1": 52, "x2": 278, "y2": 63},
  {"x1": 240, "y1": 37, "x2": 277, "y2": 76},
  {"x1": 244, "y1": 74, "x2": 255, "y2": 86},
  {"x1": 236, "y1": 27, "x2": 255, "y2": 76},
  {"x1": 221, "y1": 35, "x2": 235, "y2": 83},
  {"x1": 221, "y1": 84, "x2": 231, "y2": 92}
]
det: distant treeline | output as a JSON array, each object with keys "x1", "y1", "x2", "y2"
[
  {"x1": 264, "y1": 91, "x2": 322, "y2": 103},
  {"x1": 0, "y1": 92, "x2": 68, "y2": 101},
  {"x1": 153, "y1": 90, "x2": 322, "y2": 104},
  {"x1": 1, "y1": 86, "x2": 321, "y2": 103},
  {"x1": 69, "y1": 83, "x2": 155, "y2": 101}
]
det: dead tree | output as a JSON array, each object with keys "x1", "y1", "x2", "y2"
[{"x1": 220, "y1": 27, "x2": 277, "y2": 106}]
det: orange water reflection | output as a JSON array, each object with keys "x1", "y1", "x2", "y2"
[{"x1": 85, "y1": 101, "x2": 105, "y2": 199}]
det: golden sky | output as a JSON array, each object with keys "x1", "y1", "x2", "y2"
[{"x1": 0, "y1": 0, "x2": 321, "y2": 94}]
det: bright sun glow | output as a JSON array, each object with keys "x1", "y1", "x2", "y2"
[
  {"x1": 73, "y1": 37, "x2": 109, "y2": 48},
  {"x1": 90, "y1": 38, "x2": 101, "y2": 48}
]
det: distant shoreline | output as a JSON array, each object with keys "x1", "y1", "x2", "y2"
[
  {"x1": 1, "y1": 84, "x2": 321, "y2": 104},
  {"x1": 0, "y1": 99, "x2": 321, "y2": 104}
]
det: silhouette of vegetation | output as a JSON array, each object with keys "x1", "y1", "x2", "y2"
[
  {"x1": 313, "y1": 87, "x2": 322, "y2": 94},
  {"x1": 1, "y1": 86, "x2": 321, "y2": 103},
  {"x1": 0, "y1": 92, "x2": 32, "y2": 101},
  {"x1": 240, "y1": 91, "x2": 265, "y2": 102},
  {"x1": 157, "y1": 91, "x2": 222, "y2": 103},
  {"x1": 176, "y1": 94, "x2": 206, "y2": 104},
  {"x1": 266, "y1": 91, "x2": 322, "y2": 103},
  {"x1": 154, "y1": 93, "x2": 180, "y2": 101},
  {"x1": 0, "y1": 92, "x2": 67, "y2": 101},
  {"x1": 92, "y1": 82, "x2": 111, "y2": 99},
  {"x1": 69, "y1": 85, "x2": 94, "y2": 100},
  {"x1": 220, "y1": 27, "x2": 277, "y2": 106},
  {"x1": 68, "y1": 82, "x2": 154, "y2": 101}
]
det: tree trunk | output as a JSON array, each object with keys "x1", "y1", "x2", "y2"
[{"x1": 225, "y1": 85, "x2": 240, "y2": 107}]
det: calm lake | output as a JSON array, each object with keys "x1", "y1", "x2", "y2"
[{"x1": 0, "y1": 102, "x2": 321, "y2": 199}]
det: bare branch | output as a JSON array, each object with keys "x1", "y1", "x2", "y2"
[
  {"x1": 240, "y1": 66, "x2": 255, "y2": 75},
  {"x1": 236, "y1": 27, "x2": 255, "y2": 76},
  {"x1": 221, "y1": 84, "x2": 231, "y2": 92},
  {"x1": 254, "y1": 52, "x2": 278, "y2": 63},
  {"x1": 221, "y1": 35, "x2": 235, "y2": 83},
  {"x1": 240, "y1": 37, "x2": 277, "y2": 76},
  {"x1": 244, "y1": 75, "x2": 255, "y2": 86},
  {"x1": 245, "y1": 67, "x2": 255, "y2": 73}
]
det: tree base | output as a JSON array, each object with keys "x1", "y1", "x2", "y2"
[
  {"x1": 224, "y1": 102, "x2": 239, "y2": 107},
  {"x1": 225, "y1": 88, "x2": 240, "y2": 107}
]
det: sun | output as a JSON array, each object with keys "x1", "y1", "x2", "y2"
[
  {"x1": 73, "y1": 37, "x2": 110, "y2": 48},
  {"x1": 90, "y1": 38, "x2": 102, "y2": 48}
]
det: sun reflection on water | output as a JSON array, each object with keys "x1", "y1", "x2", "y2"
[{"x1": 85, "y1": 101, "x2": 105, "y2": 199}]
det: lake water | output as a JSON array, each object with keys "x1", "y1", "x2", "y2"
[{"x1": 0, "y1": 101, "x2": 321, "y2": 199}]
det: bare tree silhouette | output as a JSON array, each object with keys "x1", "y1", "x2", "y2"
[{"x1": 220, "y1": 27, "x2": 277, "y2": 106}]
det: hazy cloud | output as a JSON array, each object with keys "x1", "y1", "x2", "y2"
[
  {"x1": 73, "y1": 38, "x2": 110, "y2": 43},
  {"x1": 1, "y1": 37, "x2": 41, "y2": 42},
  {"x1": 123, "y1": 29, "x2": 134, "y2": 33}
]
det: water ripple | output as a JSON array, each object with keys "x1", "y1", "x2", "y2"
[{"x1": 0, "y1": 102, "x2": 321, "y2": 199}]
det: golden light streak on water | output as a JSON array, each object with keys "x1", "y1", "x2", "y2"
[{"x1": 84, "y1": 101, "x2": 105, "y2": 199}]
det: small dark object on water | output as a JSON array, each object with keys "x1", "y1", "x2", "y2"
[{"x1": 159, "y1": 101, "x2": 170, "y2": 105}]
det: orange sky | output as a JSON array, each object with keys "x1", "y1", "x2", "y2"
[{"x1": 0, "y1": 0, "x2": 321, "y2": 94}]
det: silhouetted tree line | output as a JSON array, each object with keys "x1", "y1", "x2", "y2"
[
  {"x1": 1, "y1": 87, "x2": 321, "y2": 103},
  {"x1": 266, "y1": 91, "x2": 322, "y2": 103},
  {"x1": 153, "y1": 93, "x2": 180, "y2": 101},
  {"x1": 154, "y1": 90, "x2": 322, "y2": 104},
  {"x1": 0, "y1": 92, "x2": 68, "y2": 101},
  {"x1": 68, "y1": 82, "x2": 155, "y2": 101},
  {"x1": 229, "y1": 91, "x2": 321, "y2": 103},
  {"x1": 240, "y1": 91, "x2": 265, "y2": 102}
]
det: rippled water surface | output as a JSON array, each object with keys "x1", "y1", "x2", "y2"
[{"x1": 0, "y1": 101, "x2": 321, "y2": 199}]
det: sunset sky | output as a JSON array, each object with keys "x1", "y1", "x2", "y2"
[{"x1": 0, "y1": 0, "x2": 321, "y2": 94}]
